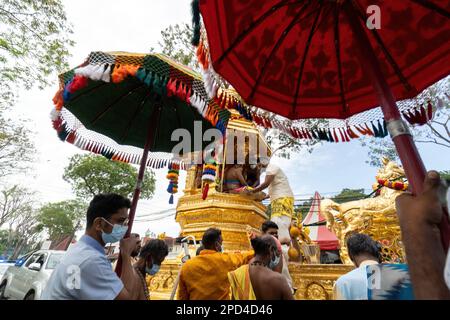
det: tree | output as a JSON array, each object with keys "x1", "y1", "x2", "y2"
[
  {"x1": 37, "y1": 200, "x2": 85, "y2": 242},
  {"x1": 439, "y1": 170, "x2": 450, "y2": 180},
  {"x1": 0, "y1": 186, "x2": 39, "y2": 258},
  {"x1": 63, "y1": 154, "x2": 156, "y2": 200},
  {"x1": 0, "y1": 185, "x2": 35, "y2": 229},
  {"x1": 295, "y1": 197, "x2": 314, "y2": 222},
  {"x1": 360, "y1": 137, "x2": 399, "y2": 168},
  {"x1": 0, "y1": 229, "x2": 9, "y2": 255},
  {"x1": 9, "y1": 206, "x2": 41, "y2": 259},
  {"x1": 361, "y1": 78, "x2": 449, "y2": 167},
  {"x1": 0, "y1": 0, "x2": 74, "y2": 108},
  {"x1": 0, "y1": 116, "x2": 35, "y2": 177},
  {"x1": 331, "y1": 188, "x2": 367, "y2": 204},
  {"x1": 158, "y1": 23, "x2": 199, "y2": 70}
]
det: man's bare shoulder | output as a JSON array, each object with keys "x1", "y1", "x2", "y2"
[{"x1": 256, "y1": 267, "x2": 286, "y2": 284}]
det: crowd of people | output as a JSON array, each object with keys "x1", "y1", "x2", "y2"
[{"x1": 39, "y1": 169, "x2": 450, "y2": 300}]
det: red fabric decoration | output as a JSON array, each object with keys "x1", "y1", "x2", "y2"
[
  {"x1": 199, "y1": 0, "x2": 450, "y2": 120},
  {"x1": 347, "y1": 126, "x2": 359, "y2": 139},
  {"x1": 202, "y1": 183, "x2": 209, "y2": 200},
  {"x1": 332, "y1": 128, "x2": 339, "y2": 142},
  {"x1": 52, "y1": 118, "x2": 63, "y2": 130},
  {"x1": 66, "y1": 131, "x2": 76, "y2": 144},
  {"x1": 68, "y1": 76, "x2": 88, "y2": 93}
]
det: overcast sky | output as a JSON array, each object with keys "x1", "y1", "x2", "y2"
[{"x1": 6, "y1": 0, "x2": 450, "y2": 239}]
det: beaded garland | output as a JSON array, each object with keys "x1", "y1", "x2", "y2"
[
  {"x1": 202, "y1": 161, "x2": 218, "y2": 200},
  {"x1": 166, "y1": 163, "x2": 180, "y2": 204}
]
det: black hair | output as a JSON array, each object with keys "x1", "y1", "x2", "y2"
[
  {"x1": 196, "y1": 245, "x2": 205, "y2": 256},
  {"x1": 139, "y1": 239, "x2": 169, "y2": 262},
  {"x1": 346, "y1": 233, "x2": 382, "y2": 263},
  {"x1": 202, "y1": 228, "x2": 222, "y2": 249},
  {"x1": 250, "y1": 235, "x2": 276, "y2": 256},
  {"x1": 261, "y1": 220, "x2": 278, "y2": 233},
  {"x1": 86, "y1": 194, "x2": 131, "y2": 228}
]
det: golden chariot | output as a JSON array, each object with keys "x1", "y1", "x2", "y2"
[{"x1": 149, "y1": 111, "x2": 406, "y2": 300}]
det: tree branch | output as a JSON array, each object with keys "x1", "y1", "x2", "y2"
[
  {"x1": 0, "y1": 8, "x2": 46, "y2": 42},
  {"x1": 416, "y1": 139, "x2": 450, "y2": 148},
  {"x1": 271, "y1": 140, "x2": 294, "y2": 156},
  {"x1": 426, "y1": 123, "x2": 450, "y2": 145}
]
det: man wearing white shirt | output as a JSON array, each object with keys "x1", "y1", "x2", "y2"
[
  {"x1": 251, "y1": 157, "x2": 295, "y2": 277},
  {"x1": 334, "y1": 233, "x2": 382, "y2": 300},
  {"x1": 250, "y1": 158, "x2": 295, "y2": 246}
]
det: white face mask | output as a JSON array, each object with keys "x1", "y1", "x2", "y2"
[{"x1": 268, "y1": 251, "x2": 281, "y2": 270}]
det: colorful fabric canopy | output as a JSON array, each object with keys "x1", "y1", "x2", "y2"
[
  {"x1": 51, "y1": 51, "x2": 232, "y2": 169},
  {"x1": 196, "y1": 0, "x2": 450, "y2": 120}
]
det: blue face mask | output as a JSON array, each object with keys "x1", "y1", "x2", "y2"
[
  {"x1": 101, "y1": 218, "x2": 128, "y2": 244},
  {"x1": 146, "y1": 264, "x2": 160, "y2": 275},
  {"x1": 268, "y1": 251, "x2": 281, "y2": 270}
]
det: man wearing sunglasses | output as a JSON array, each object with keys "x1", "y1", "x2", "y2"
[{"x1": 41, "y1": 193, "x2": 140, "y2": 300}]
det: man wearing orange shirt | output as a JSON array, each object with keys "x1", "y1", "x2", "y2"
[{"x1": 177, "y1": 228, "x2": 254, "y2": 300}]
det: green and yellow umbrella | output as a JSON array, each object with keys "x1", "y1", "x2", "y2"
[{"x1": 50, "y1": 52, "x2": 231, "y2": 273}]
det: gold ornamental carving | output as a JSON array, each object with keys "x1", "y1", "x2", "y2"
[
  {"x1": 321, "y1": 158, "x2": 406, "y2": 264},
  {"x1": 150, "y1": 116, "x2": 407, "y2": 300}
]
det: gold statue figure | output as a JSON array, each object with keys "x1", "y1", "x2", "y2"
[{"x1": 321, "y1": 157, "x2": 406, "y2": 264}]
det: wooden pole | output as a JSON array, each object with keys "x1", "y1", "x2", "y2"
[
  {"x1": 220, "y1": 134, "x2": 228, "y2": 192},
  {"x1": 115, "y1": 105, "x2": 162, "y2": 276}
]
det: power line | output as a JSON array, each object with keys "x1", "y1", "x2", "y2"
[{"x1": 135, "y1": 213, "x2": 175, "y2": 223}]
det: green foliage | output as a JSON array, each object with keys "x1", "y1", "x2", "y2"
[
  {"x1": 360, "y1": 137, "x2": 399, "y2": 168},
  {"x1": 0, "y1": 0, "x2": 74, "y2": 108},
  {"x1": 296, "y1": 189, "x2": 367, "y2": 224},
  {"x1": 37, "y1": 200, "x2": 85, "y2": 242},
  {"x1": 158, "y1": 23, "x2": 199, "y2": 71},
  {"x1": 0, "y1": 184, "x2": 35, "y2": 229},
  {"x1": 0, "y1": 115, "x2": 35, "y2": 177},
  {"x1": 331, "y1": 188, "x2": 367, "y2": 204},
  {"x1": 0, "y1": 229, "x2": 9, "y2": 254},
  {"x1": 63, "y1": 154, "x2": 156, "y2": 200},
  {"x1": 439, "y1": 170, "x2": 450, "y2": 180},
  {"x1": 295, "y1": 197, "x2": 314, "y2": 222}
]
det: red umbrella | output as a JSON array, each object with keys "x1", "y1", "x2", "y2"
[{"x1": 194, "y1": 0, "x2": 450, "y2": 248}]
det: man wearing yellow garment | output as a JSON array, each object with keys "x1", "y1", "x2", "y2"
[
  {"x1": 177, "y1": 228, "x2": 254, "y2": 300},
  {"x1": 250, "y1": 157, "x2": 295, "y2": 256},
  {"x1": 228, "y1": 235, "x2": 294, "y2": 300}
]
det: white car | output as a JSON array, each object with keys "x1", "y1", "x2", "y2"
[
  {"x1": 0, "y1": 250, "x2": 65, "y2": 300},
  {"x1": 0, "y1": 261, "x2": 16, "y2": 280}
]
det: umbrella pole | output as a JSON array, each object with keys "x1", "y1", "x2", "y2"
[
  {"x1": 343, "y1": 2, "x2": 449, "y2": 251},
  {"x1": 220, "y1": 135, "x2": 228, "y2": 192},
  {"x1": 115, "y1": 105, "x2": 162, "y2": 276}
]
